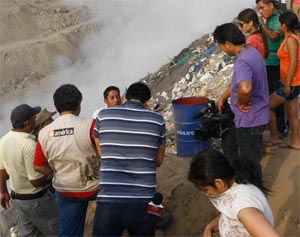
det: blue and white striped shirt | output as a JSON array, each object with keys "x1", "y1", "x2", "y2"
[{"x1": 94, "y1": 101, "x2": 166, "y2": 202}]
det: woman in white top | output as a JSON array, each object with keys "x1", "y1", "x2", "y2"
[{"x1": 188, "y1": 149, "x2": 280, "y2": 237}]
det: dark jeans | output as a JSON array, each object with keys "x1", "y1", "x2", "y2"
[
  {"x1": 222, "y1": 125, "x2": 265, "y2": 180},
  {"x1": 55, "y1": 192, "x2": 89, "y2": 237},
  {"x1": 93, "y1": 202, "x2": 158, "y2": 237},
  {"x1": 267, "y1": 66, "x2": 286, "y2": 133}
]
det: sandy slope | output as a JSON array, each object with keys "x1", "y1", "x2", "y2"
[{"x1": 0, "y1": 0, "x2": 97, "y2": 94}]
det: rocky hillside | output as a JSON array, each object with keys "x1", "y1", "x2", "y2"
[{"x1": 0, "y1": 0, "x2": 97, "y2": 94}]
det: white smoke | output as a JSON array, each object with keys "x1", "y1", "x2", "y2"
[{"x1": 0, "y1": 0, "x2": 254, "y2": 136}]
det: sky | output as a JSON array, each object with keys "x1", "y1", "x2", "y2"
[{"x1": 0, "y1": 0, "x2": 255, "y2": 136}]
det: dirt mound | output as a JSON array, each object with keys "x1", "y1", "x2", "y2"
[
  {"x1": 0, "y1": 0, "x2": 97, "y2": 94},
  {"x1": 157, "y1": 155, "x2": 218, "y2": 236},
  {"x1": 83, "y1": 155, "x2": 218, "y2": 236}
]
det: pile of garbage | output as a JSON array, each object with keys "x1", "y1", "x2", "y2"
[{"x1": 144, "y1": 34, "x2": 235, "y2": 153}]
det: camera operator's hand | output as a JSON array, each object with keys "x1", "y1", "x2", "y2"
[
  {"x1": 216, "y1": 86, "x2": 232, "y2": 112},
  {"x1": 216, "y1": 98, "x2": 224, "y2": 113}
]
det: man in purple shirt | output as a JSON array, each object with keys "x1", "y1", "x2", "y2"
[{"x1": 213, "y1": 23, "x2": 269, "y2": 179}]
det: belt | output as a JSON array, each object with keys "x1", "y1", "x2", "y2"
[{"x1": 11, "y1": 189, "x2": 47, "y2": 200}]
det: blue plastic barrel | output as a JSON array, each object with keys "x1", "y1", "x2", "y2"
[{"x1": 172, "y1": 97, "x2": 211, "y2": 157}]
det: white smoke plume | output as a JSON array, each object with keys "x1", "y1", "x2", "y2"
[{"x1": 0, "y1": 0, "x2": 254, "y2": 136}]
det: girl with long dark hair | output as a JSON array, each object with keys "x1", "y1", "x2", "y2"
[
  {"x1": 237, "y1": 8, "x2": 269, "y2": 59},
  {"x1": 269, "y1": 11, "x2": 300, "y2": 149},
  {"x1": 188, "y1": 149, "x2": 280, "y2": 237}
]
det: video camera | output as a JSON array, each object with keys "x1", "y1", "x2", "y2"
[{"x1": 194, "y1": 100, "x2": 234, "y2": 141}]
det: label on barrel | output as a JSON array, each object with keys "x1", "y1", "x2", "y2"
[{"x1": 177, "y1": 130, "x2": 195, "y2": 136}]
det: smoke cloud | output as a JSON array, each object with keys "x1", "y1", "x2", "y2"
[{"x1": 0, "y1": 0, "x2": 254, "y2": 136}]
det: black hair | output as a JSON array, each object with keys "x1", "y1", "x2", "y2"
[
  {"x1": 279, "y1": 11, "x2": 300, "y2": 33},
  {"x1": 12, "y1": 123, "x2": 25, "y2": 129},
  {"x1": 188, "y1": 149, "x2": 270, "y2": 195},
  {"x1": 238, "y1": 8, "x2": 260, "y2": 26},
  {"x1": 255, "y1": 0, "x2": 280, "y2": 10},
  {"x1": 53, "y1": 84, "x2": 82, "y2": 113},
  {"x1": 213, "y1": 23, "x2": 245, "y2": 45},
  {"x1": 237, "y1": 8, "x2": 269, "y2": 58},
  {"x1": 126, "y1": 82, "x2": 151, "y2": 104},
  {"x1": 103, "y1": 86, "x2": 120, "y2": 99}
]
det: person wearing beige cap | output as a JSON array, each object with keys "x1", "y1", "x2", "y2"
[{"x1": 33, "y1": 108, "x2": 56, "y2": 137}]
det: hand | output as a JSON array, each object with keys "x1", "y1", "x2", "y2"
[
  {"x1": 202, "y1": 224, "x2": 214, "y2": 237},
  {"x1": 238, "y1": 101, "x2": 252, "y2": 112},
  {"x1": 258, "y1": 16, "x2": 265, "y2": 25},
  {"x1": 283, "y1": 84, "x2": 290, "y2": 97},
  {"x1": 0, "y1": 191, "x2": 10, "y2": 209},
  {"x1": 216, "y1": 98, "x2": 224, "y2": 113}
]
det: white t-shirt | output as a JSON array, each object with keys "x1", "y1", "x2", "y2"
[
  {"x1": 92, "y1": 106, "x2": 107, "y2": 119},
  {"x1": 209, "y1": 183, "x2": 274, "y2": 237}
]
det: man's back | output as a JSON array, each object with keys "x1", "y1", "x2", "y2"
[
  {"x1": 0, "y1": 104, "x2": 59, "y2": 237},
  {"x1": 0, "y1": 131, "x2": 44, "y2": 194},
  {"x1": 33, "y1": 84, "x2": 99, "y2": 237},
  {"x1": 94, "y1": 101, "x2": 166, "y2": 203},
  {"x1": 37, "y1": 114, "x2": 99, "y2": 193}
]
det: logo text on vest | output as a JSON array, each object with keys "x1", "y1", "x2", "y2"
[{"x1": 48, "y1": 127, "x2": 74, "y2": 137}]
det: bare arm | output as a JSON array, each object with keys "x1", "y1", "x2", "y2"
[
  {"x1": 238, "y1": 207, "x2": 280, "y2": 237},
  {"x1": 216, "y1": 86, "x2": 232, "y2": 112},
  {"x1": 283, "y1": 36, "x2": 298, "y2": 96},
  {"x1": 203, "y1": 214, "x2": 220, "y2": 237},
  {"x1": 0, "y1": 169, "x2": 10, "y2": 209},
  {"x1": 259, "y1": 18, "x2": 281, "y2": 41},
  {"x1": 29, "y1": 175, "x2": 52, "y2": 187},
  {"x1": 155, "y1": 144, "x2": 166, "y2": 167},
  {"x1": 237, "y1": 80, "x2": 252, "y2": 112},
  {"x1": 94, "y1": 137, "x2": 102, "y2": 157},
  {"x1": 34, "y1": 162, "x2": 53, "y2": 177}
]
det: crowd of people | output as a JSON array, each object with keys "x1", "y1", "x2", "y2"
[{"x1": 0, "y1": 0, "x2": 299, "y2": 236}]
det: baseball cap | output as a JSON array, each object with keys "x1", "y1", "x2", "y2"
[
  {"x1": 10, "y1": 104, "x2": 41, "y2": 127},
  {"x1": 35, "y1": 108, "x2": 56, "y2": 128}
]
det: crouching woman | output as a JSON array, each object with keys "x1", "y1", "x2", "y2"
[{"x1": 188, "y1": 149, "x2": 280, "y2": 237}]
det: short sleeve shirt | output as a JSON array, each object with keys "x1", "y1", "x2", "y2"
[
  {"x1": 209, "y1": 183, "x2": 274, "y2": 237},
  {"x1": 246, "y1": 34, "x2": 266, "y2": 59},
  {"x1": 266, "y1": 10, "x2": 284, "y2": 66},
  {"x1": 230, "y1": 47, "x2": 269, "y2": 128},
  {"x1": 0, "y1": 131, "x2": 44, "y2": 194},
  {"x1": 94, "y1": 101, "x2": 166, "y2": 202}
]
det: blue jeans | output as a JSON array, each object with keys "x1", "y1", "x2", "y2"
[
  {"x1": 222, "y1": 125, "x2": 265, "y2": 179},
  {"x1": 55, "y1": 192, "x2": 90, "y2": 237},
  {"x1": 93, "y1": 202, "x2": 158, "y2": 237}
]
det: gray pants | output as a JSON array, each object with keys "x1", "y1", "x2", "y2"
[
  {"x1": 12, "y1": 195, "x2": 59, "y2": 237},
  {"x1": 0, "y1": 213, "x2": 10, "y2": 237}
]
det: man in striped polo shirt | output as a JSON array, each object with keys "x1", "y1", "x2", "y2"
[{"x1": 93, "y1": 82, "x2": 166, "y2": 236}]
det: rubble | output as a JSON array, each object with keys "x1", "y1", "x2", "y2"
[{"x1": 144, "y1": 34, "x2": 234, "y2": 154}]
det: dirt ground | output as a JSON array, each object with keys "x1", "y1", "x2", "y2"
[
  {"x1": 83, "y1": 133, "x2": 300, "y2": 236},
  {"x1": 1, "y1": 1, "x2": 300, "y2": 236}
]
